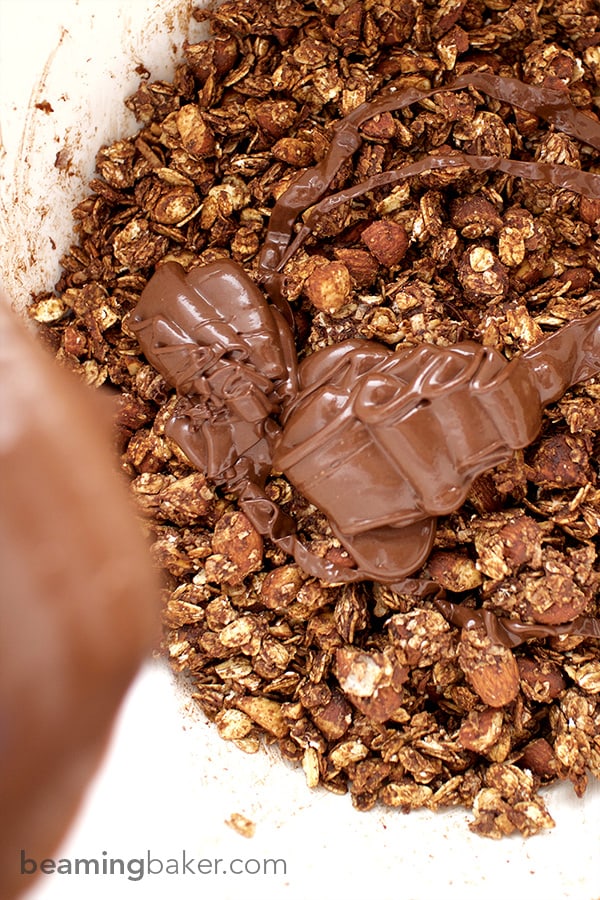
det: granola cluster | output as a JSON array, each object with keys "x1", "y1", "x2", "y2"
[{"x1": 31, "y1": 0, "x2": 600, "y2": 838}]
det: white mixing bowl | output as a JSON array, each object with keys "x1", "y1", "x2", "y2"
[{"x1": 0, "y1": 3, "x2": 598, "y2": 899}]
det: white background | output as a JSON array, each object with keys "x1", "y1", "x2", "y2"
[{"x1": 0, "y1": 2, "x2": 598, "y2": 898}]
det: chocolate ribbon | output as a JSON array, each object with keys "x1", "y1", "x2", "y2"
[{"x1": 259, "y1": 72, "x2": 600, "y2": 302}]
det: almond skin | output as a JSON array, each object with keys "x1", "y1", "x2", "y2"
[{"x1": 458, "y1": 623, "x2": 520, "y2": 707}]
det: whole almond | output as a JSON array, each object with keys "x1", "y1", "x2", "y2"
[
  {"x1": 519, "y1": 738, "x2": 557, "y2": 778},
  {"x1": 458, "y1": 623, "x2": 520, "y2": 707},
  {"x1": 361, "y1": 219, "x2": 409, "y2": 267}
]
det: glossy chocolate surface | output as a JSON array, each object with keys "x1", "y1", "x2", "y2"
[
  {"x1": 434, "y1": 597, "x2": 600, "y2": 648},
  {"x1": 274, "y1": 315, "x2": 600, "y2": 580},
  {"x1": 132, "y1": 261, "x2": 600, "y2": 586}
]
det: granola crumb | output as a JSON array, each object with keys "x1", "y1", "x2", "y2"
[{"x1": 225, "y1": 812, "x2": 256, "y2": 839}]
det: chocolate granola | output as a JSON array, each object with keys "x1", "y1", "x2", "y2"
[{"x1": 31, "y1": 0, "x2": 600, "y2": 838}]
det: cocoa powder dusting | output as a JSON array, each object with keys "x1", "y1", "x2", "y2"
[{"x1": 30, "y1": 0, "x2": 600, "y2": 839}]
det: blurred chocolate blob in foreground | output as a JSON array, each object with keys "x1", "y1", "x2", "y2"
[{"x1": 0, "y1": 298, "x2": 160, "y2": 900}]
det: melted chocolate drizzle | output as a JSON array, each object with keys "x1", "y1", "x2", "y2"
[
  {"x1": 433, "y1": 597, "x2": 600, "y2": 648},
  {"x1": 258, "y1": 72, "x2": 600, "y2": 302},
  {"x1": 130, "y1": 73, "x2": 600, "y2": 648}
]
